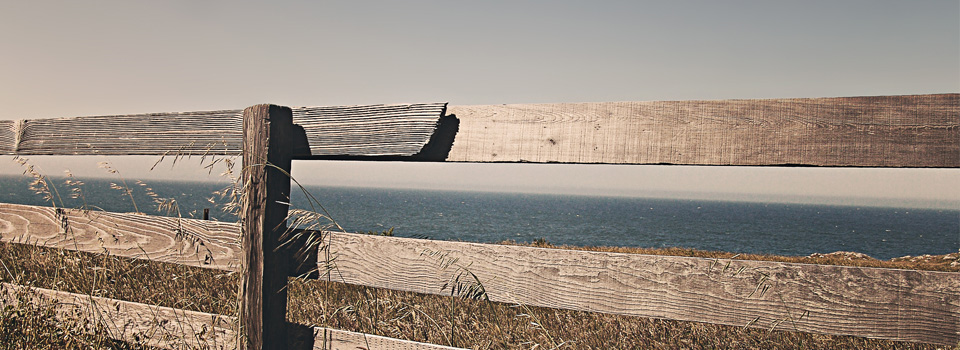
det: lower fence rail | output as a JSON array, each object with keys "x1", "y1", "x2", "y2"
[
  {"x1": 1, "y1": 203, "x2": 957, "y2": 345},
  {"x1": 324, "y1": 232, "x2": 960, "y2": 346},
  {"x1": 0, "y1": 282, "x2": 464, "y2": 350}
]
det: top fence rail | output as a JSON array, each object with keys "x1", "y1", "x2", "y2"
[
  {"x1": 0, "y1": 103, "x2": 448, "y2": 158},
  {"x1": 1, "y1": 94, "x2": 957, "y2": 167}
]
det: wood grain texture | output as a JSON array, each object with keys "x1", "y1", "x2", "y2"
[
  {"x1": 0, "y1": 103, "x2": 447, "y2": 157},
  {"x1": 292, "y1": 103, "x2": 447, "y2": 157},
  {"x1": 0, "y1": 203, "x2": 241, "y2": 271},
  {"x1": 239, "y1": 104, "x2": 300, "y2": 350},
  {"x1": 0, "y1": 120, "x2": 16, "y2": 152},
  {"x1": 446, "y1": 94, "x2": 960, "y2": 167},
  {"x1": 325, "y1": 232, "x2": 959, "y2": 345},
  {"x1": 312, "y1": 327, "x2": 466, "y2": 350},
  {"x1": 0, "y1": 282, "x2": 464, "y2": 350},
  {"x1": 2, "y1": 201, "x2": 956, "y2": 344},
  {"x1": 5, "y1": 110, "x2": 244, "y2": 156},
  {"x1": 0, "y1": 282, "x2": 235, "y2": 349}
]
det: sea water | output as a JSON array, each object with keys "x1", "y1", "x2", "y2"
[{"x1": 1, "y1": 175, "x2": 956, "y2": 260}]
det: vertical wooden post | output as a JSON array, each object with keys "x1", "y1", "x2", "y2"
[{"x1": 239, "y1": 104, "x2": 295, "y2": 350}]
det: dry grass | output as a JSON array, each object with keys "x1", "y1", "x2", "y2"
[
  {"x1": 0, "y1": 241, "x2": 953, "y2": 350},
  {"x1": 0, "y1": 287, "x2": 147, "y2": 350},
  {"x1": 503, "y1": 239, "x2": 960, "y2": 272},
  {"x1": 288, "y1": 279, "x2": 949, "y2": 350},
  {"x1": 4, "y1": 157, "x2": 955, "y2": 348}
]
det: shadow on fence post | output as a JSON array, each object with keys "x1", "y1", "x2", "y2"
[{"x1": 238, "y1": 104, "x2": 303, "y2": 350}]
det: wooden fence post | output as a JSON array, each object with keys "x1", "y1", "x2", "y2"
[{"x1": 239, "y1": 104, "x2": 295, "y2": 350}]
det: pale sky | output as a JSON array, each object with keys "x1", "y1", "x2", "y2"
[{"x1": 1, "y1": 1, "x2": 958, "y2": 209}]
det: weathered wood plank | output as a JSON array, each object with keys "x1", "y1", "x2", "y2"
[
  {"x1": 0, "y1": 282, "x2": 235, "y2": 349},
  {"x1": 0, "y1": 120, "x2": 16, "y2": 153},
  {"x1": 292, "y1": 103, "x2": 447, "y2": 157},
  {"x1": 312, "y1": 327, "x2": 466, "y2": 350},
  {"x1": 3, "y1": 201, "x2": 956, "y2": 344},
  {"x1": 6, "y1": 95, "x2": 955, "y2": 166},
  {"x1": 325, "y1": 232, "x2": 960, "y2": 345},
  {"x1": 3, "y1": 201, "x2": 955, "y2": 344},
  {"x1": 0, "y1": 103, "x2": 447, "y2": 157},
  {"x1": 446, "y1": 94, "x2": 960, "y2": 167},
  {"x1": 0, "y1": 282, "x2": 465, "y2": 350},
  {"x1": 7, "y1": 110, "x2": 244, "y2": 156},
  {"x1": 238, "y1": 104, "x2": 298, "y2": 350},
  {"x1": 0, "y1": 203, "x2": 241, "y2": 271}
]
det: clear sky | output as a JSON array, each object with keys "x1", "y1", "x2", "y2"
[{"x1": 1, "y1": 1, "x2": 958, "y2": 209}]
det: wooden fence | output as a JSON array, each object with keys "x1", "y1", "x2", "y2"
[{"x1": 0, "y1": 94, "x2": 958, "y2": 348}]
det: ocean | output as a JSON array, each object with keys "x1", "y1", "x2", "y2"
[{"x1": 1, "y1": 175, "x2": 957, "y2": 260}]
